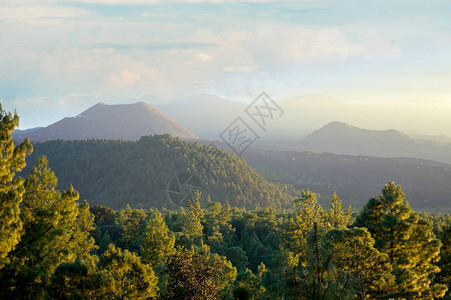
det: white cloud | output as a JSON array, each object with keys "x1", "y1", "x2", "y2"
[
  {"x1": 197, "y1": 53, "x2": 214, "y2": 62},
  {"x1": 224, "y1": 63, "x2": 258, "y2": 72},
  {"x1": 0, "y1": 4, "x2": 90, "y2": 24},
  {"x1": 108, "y1": 70, "x2": 141, "y2": 88}
]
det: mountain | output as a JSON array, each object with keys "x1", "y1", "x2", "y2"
[
  {"x1": 243, "y1": 149, "x2": 451, "y2": 211},
  {"x1": 13, "y1": 102, "x2": 197, "y2": 142},
  {"x1": 156, "y1": 94, "x2": 246, "y2": 138},
  {"x1": 412, "y1": 134, "x2": 451, "y2": 144},
  {"x1": 13, "y1": 126, "x2": 44, "y2": 135},
  {"x1": 297, "y1": 121, "x2": 451, "y2": 164},
  {"x1": 23, "y1": 135, "x2": 296, "y2": 210}
]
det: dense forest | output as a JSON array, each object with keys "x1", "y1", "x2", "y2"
[
  {"x1": 244, "y1": 150, "x2": 451, "y2": 211},
  {"x1": 2, "y1": 106, "x2": 451, "y2": 299},
  {"x1": 24, "y1": 137, "x2": 296, "y2": 210}
]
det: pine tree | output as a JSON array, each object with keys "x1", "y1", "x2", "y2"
[
  {"x1": 324, "y1": 191, "x2": 353, "y2": 229},
  {"x1": 115, "y1": 204, "x2": 148, "y2": 253},
  {"x1": 181, "y1": 196, "x2": 204, "y2": 248},
  {"x1": 437, "y1": 224, "x2": 451, "y2": 298},
  {"x1": 166, "y1": 247, "x2": 236, "y2": 300},
  {"x1": 0, "y1": 156, "x2": 85, "y2": 298},
  {"x1": 141, "y1": 208, "x2": 175, "y2": 267},
  {"x1": 70, "y1": 200, "x2": 99, "y2": 272},
  {"x1": 323, "y1": 227, "x2": 395, "y2": 299},
  {"x1": 99, "y1": 244, "x2": 158, "y2": 299},
  {"x1": 282, "y1": 189, "x2": 323, "y2": 260},
  {"x1": 354, "y1": 182, "x2": 447, "y2": 298},
  {"x1": 0, "y1": 105, "x2": 32, "y2": 268}
]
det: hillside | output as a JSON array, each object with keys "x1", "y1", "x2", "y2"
[
  {"x1": 13, "y1": 102, "x2": 197, "y2": 142},
  {"x1": 244, "y1": 149, "x2": 451, "y2": 211},
  {"x1": 23, "y1": 135, "x2": 296, "y2": 210},
  {"x1": 298, "y1": 121, "x2": 451, "y2": 164}
]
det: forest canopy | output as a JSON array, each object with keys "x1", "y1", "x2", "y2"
[{"x1": 24, "y1": 137, "x2": 296, "y2": 210}]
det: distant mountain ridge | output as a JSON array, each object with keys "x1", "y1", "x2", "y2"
[
  {"x1": 298, "y1": 121, "x2": 451, "y2": 164},
  {"x1": 13, "y1": 102, "x2": 197, "y2": 142}
]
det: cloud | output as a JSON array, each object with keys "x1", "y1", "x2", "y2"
[
  {"x1": 108, "y1": 70, "x2": 141, "y2": 88},
  {"x1": 0, "y1": 3, "x2": 91, "y2": 24},
  {"x1": 224, "y1": 63, "x2": 258, "y2": 72},
  {"x1": 1, "y1": 0, "x2": 450, "y2": 133},
  {"x1": 90, "y1": 42, "x2": 218, "y2": 51},
  {"x1": 12, "y1": 97, "x2": 48, "y2": 106},
  {"x1": 197, "y1": 53, "x2": 214, "y2": 61}
]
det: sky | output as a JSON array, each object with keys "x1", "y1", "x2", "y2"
[{"x1": 1, "y1": 0, "x2": 451, "y2": 133}]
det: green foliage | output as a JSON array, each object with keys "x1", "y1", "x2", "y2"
[
  {"x1": 49, "y1": 260, "x2": 104, "y2": 300},
  {"x1": 438, "y1": 224, "x2": 451, "y2": 298},
  {"x1": 0, "y1": 157, "x2": 84, "y2": 298},
  {"x1": 181, "y1": 198, "x2": 205, "y2": 248},
  {"x1": 115, "y1": 204, "x2": 148, "y2": 253},
  {"x1": 166, "y1": 247, "x2": 236, "y2": 300},
  {"x1": 323, "y1": 227, "x2": 395, "y2": 299},
  {"x1": 354, "y1": 182, "x2": 448, "y2": 298},
  {"x1": 0, "y1": 105, "x2": 32, "y2": 267},
  {"x1": 26, "y1": 135, "x2": 296, "y2": 209},
  {"x1": 99, "y1": 244, "x2": 158, "y2": 299},
  {"x1": 141, "y1": 208, "x2": 175, "y2": 267}
]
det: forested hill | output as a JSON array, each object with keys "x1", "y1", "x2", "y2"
[
  {"x1": 244, "y1": 150, "x2": 451, "y2": 211},
  {"x1": 24, "y1": 135, "x2": 296, "y2": 210}
]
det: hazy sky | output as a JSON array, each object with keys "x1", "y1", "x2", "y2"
[{"x1": 1, "y1": 0, "x2": 450, "y2": 132}]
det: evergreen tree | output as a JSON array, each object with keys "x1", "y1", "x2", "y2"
[
  {"x1": 70, "y1": 200, "x2": 99, "y2": 271},
  {"x1": 283, "y1": 189, "x2": 323, "y2": 259},
  {"x1": 99, "y1": 244, "x2": 158, "y2": 299},
  {"x1": 141, "y1": 208, "x2": 175, "y2": 267},
  {"x1": 0, "y1": 105, "x2": 32, "y2": 268},
  {"x1": 115, "y1": 204, "x2": 148, "y2": 253},
  {"x1": 181, "y1": 196, "x2": 204, "y2": 248},
  {"x1": 0, "y1": 157, "x2": 83, "y2": 298},
  {"x1": 437, "y1": 224, "x2": 451, "y2": 298},
  {"x1": 354, "y1": 182, "x2": 447, "y2": 298},
  {"x1": 324, "y1": 191, "x2": 353, "y2": 229},
  {"x1": 166, "y1": 247, "x2": 236, "y2": 300},
  {"x1": 49, "y1": 260, "x2": 105, "y2": 300},
  {"x1": 324, "y1": 227, "x2": 395, "y2": 299}
]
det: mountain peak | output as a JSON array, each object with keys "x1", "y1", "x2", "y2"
[
  {"x1": 14, "y1": 102, "x2": 198, "y2": 142},
  {"x1": 321, "y1": 121, "x2": 358, "y2": 131},
  {"x1": 298, "y1": 121, "x2": 440, "y2": 159}
]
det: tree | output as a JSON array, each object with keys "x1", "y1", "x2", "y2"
[
  {"x1": 49, "y1": 260, "x2": 105, "y2": 300},
  {"x1": 141, "y1": 208, "x2": 175, "y2": 267},
  {"x1": 99, "y1": 244, "x2": 158, "y2": 299},
  {"x1": 324, "y1": 227, "x2": 394, "y2": 299},
  {"x1": 282, "y1": 189, "x2": 323, "y2": 259},
  {"x1": 280, "y1": 189, "x2": 323, "y2": 298},
  {"x1": 0, "y1": 156, "x2": 82, "y2": 298},
  {"x1": 324, "y1": 191, "x2": 353, "y2": 229},
  {"x1": 166, "y1": 247, "x2": 236, "y2": 300},
  {"x1": 70, "y1": 200, "x2": 99, "y2": 271},
  {"x1": 181, "y1": 197, "x2": 204, "y2": 248},
  {"x1": 115, "y1": 204, "x2": 148, "y2": 253},
  {"x1": 354, "y1": 182, "x2": 447, "y2": 298},
  {"x1": 0, "y1": 105, "x2": 32, "y2": 268},
  {"x1": 437, "y1": 224, "x2": 451, "y2": 298}
]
